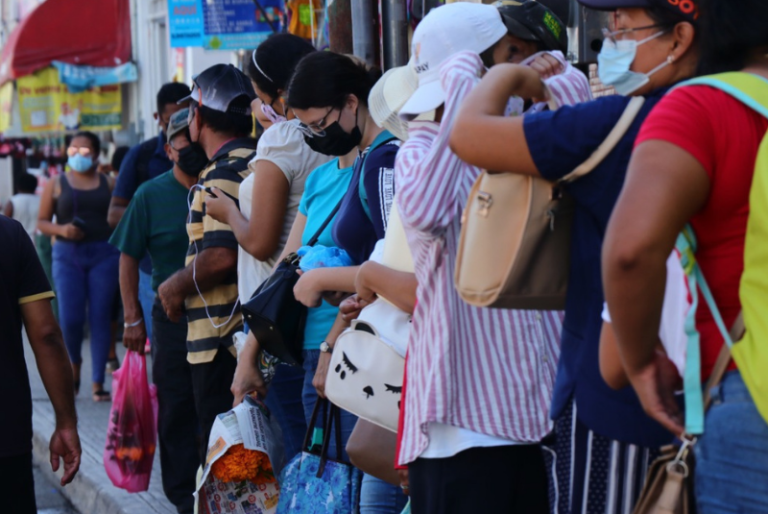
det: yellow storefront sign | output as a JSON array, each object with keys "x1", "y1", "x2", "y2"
[
  {"x1": 0, "y1": 83, "x2": 13, "y2": 133},
  {"x1": 17, "y1": 67, "x2": 121, "y2": 134}
]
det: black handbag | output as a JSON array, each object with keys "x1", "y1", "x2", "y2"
[{"x1": 241, "y1": 198, "x2": 343, "y2": 366}]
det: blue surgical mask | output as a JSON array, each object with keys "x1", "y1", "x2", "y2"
[
  {"x1": 67, "y1": 154, "x2": 93, "y2": 173},
  {"x1": 597, "y1": 31, "x2": 672, "y2": 96}
]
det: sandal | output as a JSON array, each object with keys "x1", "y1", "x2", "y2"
[
  {"x1": 106, "y1": 357, "x2": 120, "y2": 374},
  {"x1": 92, "y1": 390, "x2": 112, "y2": 403}
]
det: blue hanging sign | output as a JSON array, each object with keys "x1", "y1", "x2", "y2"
[
  {"x1": 51, "y1": 61, "x2": 138, "y2": 93},
  {"x1": 168, "y1": 0, "x2": 285, "y2": 50}
]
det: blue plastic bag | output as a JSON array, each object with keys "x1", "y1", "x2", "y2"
[{"x1": 298, "y1": 245, "x2": 354, "y2": 272}]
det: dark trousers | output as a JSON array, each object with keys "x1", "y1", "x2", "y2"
[
  {"x1": 190, "y1": 343, "x2": 238, "y2": 464},
  {"x1": 0, "y1": 452, "x2": 36, "y2": 514},
  {"x1": 152, "y1": 300, "x2": 200, "y2": 514},
  {"x1": 409, "y1": 444, "x2": 550, "y2": 514}
]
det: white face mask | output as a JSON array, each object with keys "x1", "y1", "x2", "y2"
[{"x1": 598, "y1": 31, "x2": 672, "y2": 96}]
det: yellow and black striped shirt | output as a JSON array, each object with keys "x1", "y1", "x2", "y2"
[{"x1": 185, "y1": 138, "x2": 257, "y2": 364}]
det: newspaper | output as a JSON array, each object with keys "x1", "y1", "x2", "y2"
[{"x1": 195, "y1": 397, "x2": 285, "y2": 514}]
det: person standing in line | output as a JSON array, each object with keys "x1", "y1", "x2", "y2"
[
  {"x1": 450, "y1": 1, "x2": 700, "y2": 511},
  {"x1": 604, "y1": 0, "x2": 768, "y2": 509},
  {"x1": 108, "y1": 83, "x2": 192, "y2": 368},
  {"x1": 37, "y1": 131, "x2": 120, "y2": 403},
  {"x1": 4, "y1": 172, "x2": 41, "y2": 241},
  {"x1": 205, "y1": 34, "x2": 328, "y2": 461},
  {"x1": 157, "y1": 64, "x2": 257, "y2": 459},
  {"x1": 110, "y1": 109, "x2": 204, "y2": 514},
  {"x1": 0, "y1": 215, "x2": 81, "y2": 514}
]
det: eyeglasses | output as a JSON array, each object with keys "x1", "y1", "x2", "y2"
[
  {"x1": 602, "y1": 23, "x2": 672, "y2": 44},
  {"x1": 67, "y1": 147, "x2": 92, "y2": 157},
  {"x1": 296, "y1": 107, "x2": 336, "y2": 138}
]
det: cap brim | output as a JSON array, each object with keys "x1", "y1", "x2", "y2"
[
  {"x1": 399, "y1": 80, "x2": 445, "y2": 122},
  {"x1": 177, "y1": 83, "x2": 199, "y2": 105},
  {"x1": 499, "y1": 13, "x2": 538, "y2": 41},
  {"x1": 577, "y1": 0, "x2": 650, "y2": 10}
]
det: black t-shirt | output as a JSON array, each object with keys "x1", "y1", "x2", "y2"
[{"x1": 0, "y1": 216, "x2": 54, "y2": 457}]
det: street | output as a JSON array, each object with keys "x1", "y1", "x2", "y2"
[{"x1": 34, "y1": 465, "x2": 77, "y2": 514}]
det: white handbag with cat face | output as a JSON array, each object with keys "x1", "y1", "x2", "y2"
[{"x1": 324, "y1": 201, "x2": 413, "y2": 433}]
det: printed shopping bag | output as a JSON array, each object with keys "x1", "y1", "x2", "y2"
[
  {"x1": 276, "y1": 399, "x2": 362, "y2": 513},
  {"x1": 103, "y1": 351, "x2": 158, "y2": 492}
]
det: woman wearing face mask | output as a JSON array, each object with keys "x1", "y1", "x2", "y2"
[
  {"x1": 604, "y1": 0, "x2": 768, "y2": 510},
  {"x1": 287, "y1": 51, "x2": 408, "y2": 514},
  {"x1": 204, "y1": 33, "x2": 332, "y2": 461},
  {"x1": 38, "y1": 131, "x2": 119, "y2": 403},
  {"x1": 450, "y1": 1, "x2": 700, "y2": 512}
]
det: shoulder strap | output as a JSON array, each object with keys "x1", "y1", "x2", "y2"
[
  {"x1": 677, "y1": 72, "x2": 768, "y2": 119},
  {"x1": 306, "y1": 195, "x2": 344, "y2": 247},
  {"x1": 559, "y1": 96, "x2": 646, "y2": 184}
]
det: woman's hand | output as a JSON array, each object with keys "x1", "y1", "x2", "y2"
[
  {"x1": 322, "y1": 291, "x2": 351, "y2": 307},
  {"x1": 59, "y1": 223, "x2": 85, "y2": 241},
  {"x1": 204, "y1": 187, "x2": 237, "y2": 224},
  {"x1": 339, "y1": 294, "x2": 373, "y2": 324},
  {"x1": 626, "y1": 347, "x2": 685, "y2": 437},
  {"x1": 398, "y1": 469, "x2": 410, "y2": 496},
  {"x1": 313, "y1": 352, "x2": 333, "y2": 399},
  {"x1": 354, "y1": 261, "x2": 380, "y2": 304},
  {"x1": 293, "y1": 269, "x2": 326, "y2": 308},
  {"x1": 527, "y1": 53, "x2": 563, "y2": 80}
]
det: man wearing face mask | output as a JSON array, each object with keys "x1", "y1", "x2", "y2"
[
  {"x1": 107, "y1": 83, "x2": 192, "y2": 369},
  {"x1": 109, "y1": 109, "x2": 203, "y2": 514},
  {"x1": 158, "y1": 64, "x2": 257, "y2": 460}
]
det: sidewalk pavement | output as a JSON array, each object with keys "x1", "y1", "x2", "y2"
[{"x1": 26, "y1": 335, "x2": 178, "y2": 514}]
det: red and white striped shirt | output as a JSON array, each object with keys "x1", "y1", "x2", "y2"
[{"x1": 396, "y1": 51, "x2": 589, "y2": 465}]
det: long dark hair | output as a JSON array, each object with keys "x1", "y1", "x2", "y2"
[
  {"x1": 248, "y1": 34, "x2": 316, "y2": 99},
  {"x1": 287, "y1": 52, "x2": 381, "y2": 110},
  {"x1": 696, "y1": 0, "x2": 768, "y2": 75}
]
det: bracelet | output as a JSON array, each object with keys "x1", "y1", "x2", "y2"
[{"x1": 124, "y1": 318, "x2": 143, "y2": 328}]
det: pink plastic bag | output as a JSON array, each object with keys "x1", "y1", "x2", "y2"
[{"x1": 104, "y1": 351, "x2": 158, "y2": 492}]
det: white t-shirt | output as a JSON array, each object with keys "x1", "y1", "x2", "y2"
[
  {"x1": 237, "y1": 120, "x2": 332, "y2": 303},
  {"x1": 10, "y1": 193, "x2": 40, "y2": 240},
  {"x1": 602, "y1": 251, "x2": 689, "y2": 377}
]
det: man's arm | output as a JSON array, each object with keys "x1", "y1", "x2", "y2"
[
  {"x1": 119, "y1": 253, "x2": 147, "y2": 353},
  {"x1": 108, "y1": 144, "x2": 141, "y2": 228},
  {"x1": 158, "y1": 247, "x2": 237, "y2": 322},
  {"x1": 21, "y1": 299, "x2": 81, "y2": 486}
]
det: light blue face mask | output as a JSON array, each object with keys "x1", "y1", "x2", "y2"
[
  {"x1": 67, "y1": 154, "x2": 93, "y2": 173},
  {"x1": 597, "y1": 31, "x2": 672, "y2": 96}
]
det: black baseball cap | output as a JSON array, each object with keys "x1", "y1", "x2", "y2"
[
  {"x1": 577, "y1": 0, "x2": 699, "y2": 22},
  {"x1": 179, "y1": 64, "x2": 256, "y2": 115},
  {"x1": 494, "y1": 1, "x2": 568, "y2": 54}
]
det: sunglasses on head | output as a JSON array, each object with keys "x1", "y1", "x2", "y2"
[{"x1": 67, "y1": 147, "x2": 92, "y2": 157}]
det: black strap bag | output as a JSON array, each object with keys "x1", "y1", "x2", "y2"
[{"x1": 241, "y1": 198, "x2": 343, "y2": 366}]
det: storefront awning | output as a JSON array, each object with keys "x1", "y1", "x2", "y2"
[{"x1": 0, "y1": 0, "x2": 132, "y2": 86}]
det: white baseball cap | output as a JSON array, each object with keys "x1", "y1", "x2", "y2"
[
  {"x1": 399, "y1": 2, "x2": 507, "y2": 121},
  {"x1": 369, "y1": 60, "x2": 418, "y2": 141}
]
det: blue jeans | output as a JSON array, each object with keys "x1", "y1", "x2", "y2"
[
  {"x1": 302, "y1": 350, "x2": 407, "y2": 514},
  {"x1": 138, "y1": 269, "x2": 154, "y2": 344},
  {"x1": 52, "y1": 240, "x2": 119, "y2": 385},
  {"x1": 264, "y1": 363, "x2": 307, "y2": 462},
  {"x1": 695, "y1": 370, "x2": 768, "y2": 513}
]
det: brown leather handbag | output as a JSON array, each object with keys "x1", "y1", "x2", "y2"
[
  {"x1": 454, "y1": 97, "x2": 646, "y2": 310},
  {"x1": 345, "y1": 419, "x2": 400, "y2": 486}
]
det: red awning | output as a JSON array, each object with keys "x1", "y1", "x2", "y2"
[{"x1": 0, "y1": 0, "x2": 132, "y2": 85}]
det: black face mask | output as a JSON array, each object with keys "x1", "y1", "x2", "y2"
[
  {"x1": 176, "y1": 143, "x2": 209, "y2": 177},
  {"x1": 303, "y1": 109, "x2": 362, "y2": 156}
]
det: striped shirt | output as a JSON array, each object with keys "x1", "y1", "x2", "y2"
[
  {"x1": 396, "y1": 51, "x2": 589, "y2": 465},
  {"x1": 186, "y1": 138, "x2": 257, "y2": 364}
]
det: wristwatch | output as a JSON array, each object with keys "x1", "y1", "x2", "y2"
[{"x1": 320, "y1": 341, "x2": 333, "y2": 354}]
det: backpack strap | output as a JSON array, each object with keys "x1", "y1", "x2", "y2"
[
  {"x1": 676, "y1": 72, "x2": 768, "y2": 119},
  {"x1": 357, "y1": 131, "x2": 399, "y2": 222}
]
